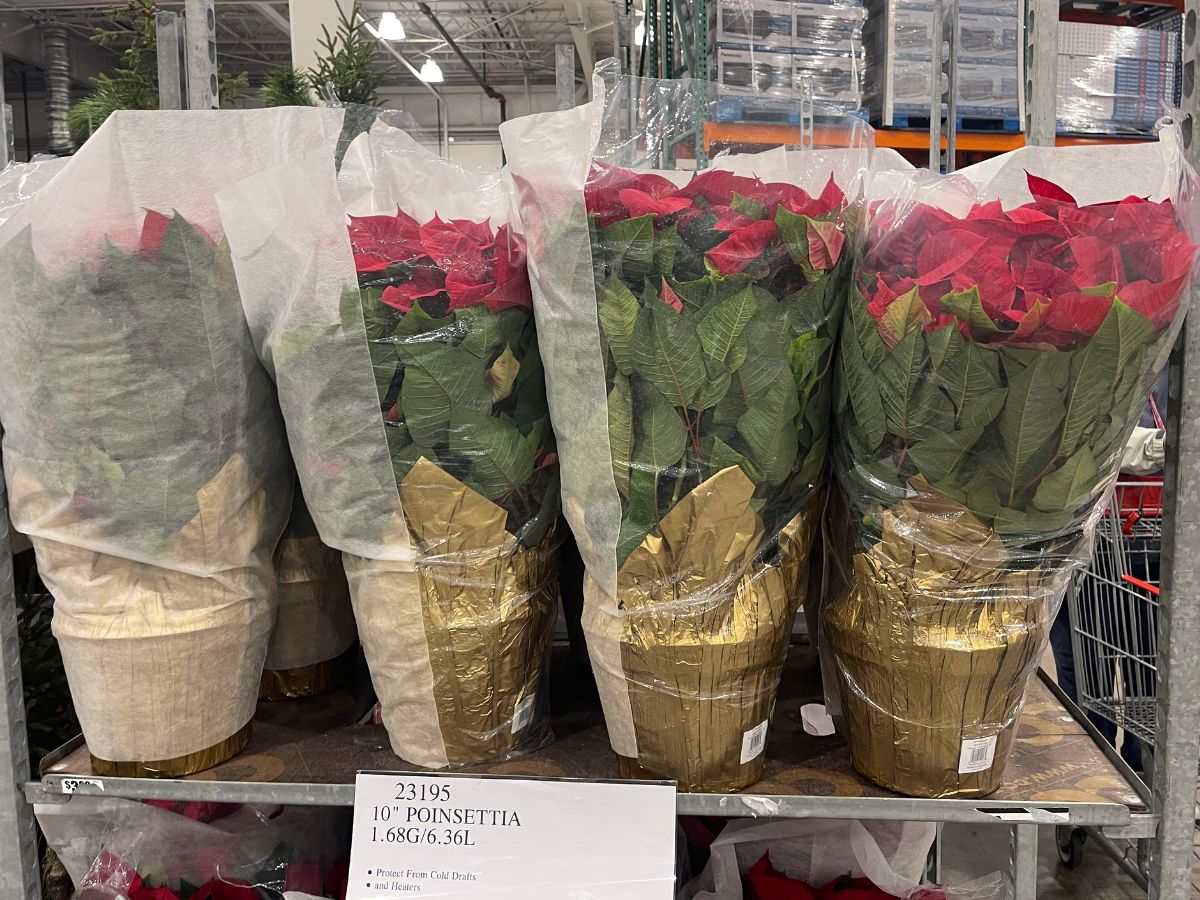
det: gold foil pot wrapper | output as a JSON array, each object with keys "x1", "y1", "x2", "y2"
[
  {"x1": 91, "y1": 723, "x2": 253, "y2": 778},
  {"x1": 344, "y1": 458, "x2": 558, "y2": 768},
  {"x1": 259, "y1": 646, "x2": 358, "y2": 701},
  {"x1": 18, "y1": 455, "x2": 277, "y2": 776},
  {"x1": 823, "y1": 485, "x2": 1088, "y2": 798},
  {"x1": 260, "y1": 535, "x2": 358, "y2": 701},
  {"x1": 602, "y1": 467, "x2": 820, "y2": 792}
]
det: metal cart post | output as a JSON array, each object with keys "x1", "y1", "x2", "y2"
[{"x1": 0, "y1": 464, "x2": 38, "y2": 900}]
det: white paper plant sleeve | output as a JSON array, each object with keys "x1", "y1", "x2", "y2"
[
  {"x1": 218, "y1": 115, "x2": 559, "y2": 768},
  {"x1": 824, "y1": 125, "x2": 1199, "y2": 797},
  {"x1": 0, "y1": 108, "x2": 343, "y2": 776},
  {"x1": 502, "y1": 60, "x2": 872, "y2": 791}
]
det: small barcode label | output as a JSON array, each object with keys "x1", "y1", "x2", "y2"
[
  {"x1": 512, "y1": 694, "x2": 536, "y2": 734},
  {"x1": 958, "y1": 735, "x2": 998, "y2": 774},
  {"x1": 740, "y1": 720, "x2": 769, "y2": 764}
]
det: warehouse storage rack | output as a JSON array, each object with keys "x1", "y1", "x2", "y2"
[{"x1": 3, "y1": 0, "x2": 1200, "y2": 897}]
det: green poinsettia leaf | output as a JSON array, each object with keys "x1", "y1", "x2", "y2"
[
  {"x1": 1058, "y1": 305, "x2": 1123, "y2": 459},
  {"x1": 617, "y1": 468, "x2": 659, "y2": 565},
  {"x1": 713, "y1": 375, "x2": 749, "y2": 427},
  {"x1": 786, "y1": 277, "x2": 836, "y2": 335},
  {"x1": 837, "y1": 322, "x2": 886, "y2": 453},
  {"x1": 655, "y1": 223, "x2": 680, "y2": 275},
  {"x1": 459, "y1": 306, "x2": 526, "y2": 359},
  {"x1": 787, "y1": 333, "x2": 832, "y2": 392},
  {"x1": 598, "y1": 275, "x2": 640, "y2": 375},
  {"x1": 706, "y1": 433, "x2": 761, "y2": 482},
  {"x1": 880, "y1": 287, "x2": 931, "y2": 346},
  {"x1": 449, "y1": 409, "x2": 535, "y2": 500},
  {"x1": 697, "y1": 286, "x2": 757, "y2": 366},
  {"x1": 775, "y1": 205, "x2": 813, "y2": 267},
  {"x1": 929, "y1": 326, "x2": 1005, "y2": 430},
  {"x1": 393, "y1": 440, "x2": 438, "y2": 482},
  {"x1": 393, "y1": 299, "x2": 453, "y2": 339},
  {"x1": 731, "y1": 192, "x2": 767, "y2": 220},
  {"x1": 994, "y1": 502, "x2": 1077, "y2": 536},
  {"x1": 608, "y1": 371, "x2": 633, "y2": 496},
  {"x1": 1033, "y1": 445, "x2": 1100, "y2": 514},
  {"x1": 398, "y1": 343, "x2": 489, "y2": 446},
  {"x1": 737, "y1": 379, "x2": 800, "y2": 486},
  {"x1": 520, "y1": 467, "x2": 561, "y2": 548},
  {"x1": 940, "y1": 285, "x2": 1000, "y2": 341},
  {"x1": 735, "y1": 315, "x2": 790, "y2": 401},
  {"x1": 632, "y1": 381, "x2": 688, "y2": 471},
  {"x1": 630, "y1": 301, "x2": 706, "y2": 408},
  {"x1": 598, "y1": 214, "x2": 656, "y2": 282},
  {"x1": 487, "y1": 345, "x2": 521, "y2": 402},
  {"x1": 878, "y1": 327, "x2": 951, "y2": 444},
  {"x1": 995, "y1": 348, "x2": 1071, "y2": 506},
  {"x1": 907, "y1": 426, "x2": 985, "y2": 484},
  {"x1": 795, "y1": 429, "x2": 829, "y2": 488},
  {"x1": 849, "y1": 293, "x2": 887, "y2": 369}
]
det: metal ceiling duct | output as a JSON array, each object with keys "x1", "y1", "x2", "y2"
[{"x1": 42, "y1": 23, "x2": 75, "y2": 156}]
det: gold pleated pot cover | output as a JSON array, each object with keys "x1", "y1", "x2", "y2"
[
  {"x1": 260, "y1": 536, "x2": 358, "y2": 701},
  {"x1": 588, "y1": 467, "x2": 819, "y2": 793},
  {"x1": 824, "y1": 489, "x2": 1084, "y2": 798},
  {"x1": 24, "y1": 455, "x2": 276, "y2": 777},
  {"x1": 342, "y1": 458, "x2": 558, "y2": 768}
]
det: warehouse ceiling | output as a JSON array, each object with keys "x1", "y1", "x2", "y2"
[{"x1": 3, "y1": 0, "x2": 623, "y2": 86}]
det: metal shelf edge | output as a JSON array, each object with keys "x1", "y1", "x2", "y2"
[{"x1": 27, "y1": 775, "x2": 1155, "y2": 833}]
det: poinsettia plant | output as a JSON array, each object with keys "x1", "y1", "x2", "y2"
[
  {"x1": 0, "y1": 208, "x2": 283, "y2": 552},
  {"x1": 347, "y1": 207, "x2": 558, "y2": 546},
  {"x1": 588, "y1": 162, "x2": 852, "y2": 562},
  {"x1": 837, "y1": 173, "x2": 1197, "y2": 537},
  {"x1": 743, "y1": 853, "x2": 948, "y2": 900},
  {"x1": 79, "y1": 848, "x2": 349, "y2": 900}
]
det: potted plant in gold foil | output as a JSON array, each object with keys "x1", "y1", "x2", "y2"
[{"x1": 826, "y1": 166, "x2": 1197, "y2": 797}]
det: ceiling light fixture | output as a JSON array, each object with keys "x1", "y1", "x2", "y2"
[
  {"x1": 364, "y1": 11, "x2": 406, "y2": 40},
  {"x1": 377, "y1": 11, "x2": 407, "y2": 40},
  {"x1": 419, "y1": 57, "x2": 445, "y2": 83}
]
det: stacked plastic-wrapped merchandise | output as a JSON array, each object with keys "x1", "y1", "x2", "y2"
[
  {"x1": 864, "y1": 0, "x2": 1022, "y2": 127},
  {"x1": 1058, "y1": 22, "x2": 1181, "y2": 135},
  {"x1": 707, "y1": 0, "x2": 866, "y2": 119}
]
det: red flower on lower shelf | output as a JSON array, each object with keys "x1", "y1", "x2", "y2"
[{"x1": 744, "y1": 852, "x2": 948, "y2": 900}]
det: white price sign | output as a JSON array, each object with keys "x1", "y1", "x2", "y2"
[{"x1": 348, "y1": 772, "x2": 677, "y2": 899}]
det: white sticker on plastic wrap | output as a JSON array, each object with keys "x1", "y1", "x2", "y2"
[
  {"x1": 59, "y1": 777, "x2": 104, "y2": 794},
  {"x1": 740, "y1": 720, "x2": 769, "y2": 764},
  {"x1": 511, "y1": 694, "x2": 536, "y2": 734},
  {"x1": 958, "y1": 736, "x2": 998, "y2": 774}
]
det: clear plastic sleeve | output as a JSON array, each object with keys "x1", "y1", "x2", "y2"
[
  {"x1": 680, "y1": 818, "x2": 1012, "y2": 899},
  {"x1": 36, "y1": 797, "x2": 350, "y2": 897},
  {"x1": 261, "y1": 487, "x2": 358, "y2": 701},
  {"x1": 501, "y1": 60, "x2": 872, "y2": 791},
  {"x1": 864, "y1": 0, "x2": 1023, "y2": 125},
  {"x1": 825, "y1": 126, "x2": 1199, "y2": 797},
  {"x1": 0, "y1": 109, "x2": 345, "y2": 776},
  {"x1": 217, "y1": 111, "x2": 559, "y2": 768},
  {"x1": 1058, "y1": 23, "x2": 1181, "y2": 135}
]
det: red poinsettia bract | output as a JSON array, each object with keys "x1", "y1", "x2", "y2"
[
  {"x1": 585, "y1": 161, "x2": 848, "y2": 279},
  {"x1": 861, "y1": 173, "x2": 1197, "y2": 349},
  {"x1": 744, "y1": 852, "x2": 948, "y2": 900},
  {"x1": 347, "y1": 210, "x2": 532, "y2": 315}
]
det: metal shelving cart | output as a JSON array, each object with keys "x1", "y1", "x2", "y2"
[{"x1": 3, "y1": 0, "x2": 1200, "y2": 897}]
